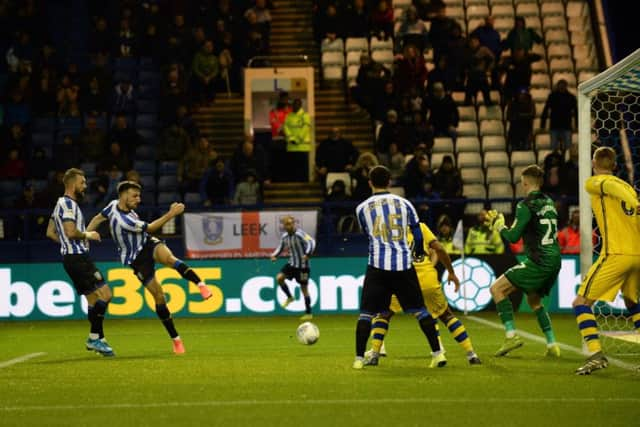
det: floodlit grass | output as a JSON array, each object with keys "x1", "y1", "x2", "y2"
[{"x1": 1, "y1": 313, "x2": 639, "y2": 427}]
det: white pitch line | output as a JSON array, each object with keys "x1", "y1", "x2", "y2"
[
  {"x1": 1, "y1": 397, "x2": 640, "y2": 412},
  {"x1": 0, "y1": 352, "x2": 46, "y2": 369},
  {"x1": 466, "y1": 315, "x2": 638, "y2": 372}
]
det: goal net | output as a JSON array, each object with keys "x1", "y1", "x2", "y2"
[{"x1": 578, "y1": 48, "x2": 640, "y2": 355}]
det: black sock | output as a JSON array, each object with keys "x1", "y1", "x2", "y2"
[
  {"x1": 156, "y1": 303, "x2": 179, "y2": 338},
  {"x1": 174, "y1": 260, "x2": 202, "y2": 284},
  {"x1": 418, "y1": 315, "x2": 441, "y2": 352},
  {"x1": 92, "y1": 300, "x2": 107, "y2": 339},
  {"x1": 88, "y1": 305, "x2": 97, "y2": 335},
  {"x1": 304, "y1": 295, "x2": 311, "y2": 314},
  {"x1": 356, "y1": 317, "x2": 372, "y2": 357},
  {"x1": 279, "y1": 283, "x2": 292, "y2": 298}
]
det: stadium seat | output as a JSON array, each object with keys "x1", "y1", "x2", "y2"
[
  {"x1": 552, "y1": 71, "x2": 577, "y2": 88},
  {"x1": 138, "y1": 129, "x2": 158, "y2": 143},
  {"x1": 31, "y1": 133, "x2": 54, "y2": 147},
  {"x1": 485, "y1": 166, "x2": 512, "y2": 184},
  {"x1": 537, "y1": 149, "x2": 552, "y2": 165},
  {"x1": 326, "y1": 172, "x2": 352, "y2": 196},
  {"x1": 371, "y1": 50, "x2": 394, "y2": 69},
  {"x1": 530, "y1": 88, "x2": 550, "y2": 103},
  {"x1": 478, "y1": 105, "x2": 503, "y2": 121},
  {"x1": 135, "y1": 144, "x2": 156, "y2": 160},
  {"x1": 139, "y1": 175, "x2": 157, "y2": 192},
  {"x1": 138, "y1": 71, "x2": 161, "y2": 87},
  {"x1": 515, "y1": 3, "x2": 539, "y2": 18},
  {"x1": 463, "y1": 183, "x2": 487, "y2": 214},
  {"x1": 431, "y1": 152, "x2": 455, "y2": 170},
  {"x1": 510, "y1": 150, "x2": 537, "y2": 167},
  {"x1": 136, "y1": 114, "x2": 158, "y2": 130},
  {"x1": 345, "y1": 37, "x2": 368, "y2": 53},
  {"x1": 157, "y1": 191, "x2": 180, "y2": 205},
  {"x1": 482, "y1": 135, "x2": 506, "y2": 152},
  {"x1": 389, "y1": 186, "x2": 405, "y2": 197},
  {"x1": 347, "y1": 65, "x2": 359, "y2": 86},
  {"x1": 57, "y1": 117, "x2": 83, "y2": 135},
  {"x1": 32, "y1": 117, "x2": 56, "y2": 133},
  {"x1": 547, "y1": 43, "x2": 572, "y2": 60},
  {"x1": 467, "y1": 5, "x2": 490, "y2": 19},
  {"x1": 158, "y1": 175, "x2": 179, "y2": 191},
  {"x1": 456, "y1": 136, "x2": 481, "y2": 153},
  {"x1": 346, "y1": 51, "x2": 364, "y2": 66},
  {"x1": 133, "y1": 160, "x2": 156, "y2": 175},
  {"x1": 136, "y1": 99, "x2": 159, "y2": 113},
  {"x1": 531, "y1": 73, "x2": 551, "y2": 88},
  {"x1": 458, "y1": 105, "x2": 477, "y2": 122},
  {"x1": 546, "y1": 29, "x2": 569, "y2": 45},
  {"x1": 321, "y1": 51, "x2": 345, "y2": 68},
  {"x1": 541, "y1": 2, "x2": 564, "y2": 16},
  {"x1": 483, "y1": 151, "x2": 509, "y2": 168},
  {"x1": 543, "y1": 16, "x2": 566, "y2": 31},
  {"x1": 512, "y1": 165, "x2": 527, "y2": 185},
  {"x1": 479, "y1": 120, "x2": 505, "y2": 136},
  {"x1": 321, "y1": 38, "x2": 344, "y2": 53},
  {"x1": 323, "y1": 66, "x2": 343, "y2": 81},
  {"x1": 491, "y1": 4, "x2": 515, "y2": 19},
  {"x1": 458, "y1": 152, "x2": 483, "y2": 168},
  {"x1": 158, "y1": 161, "x2": 178, "y2": 175},
  {"x1": 457, "y1": 121, "x2": 479, "y2": 137},
  {"x1": 80, "y1": 161, "x2": 97, "y2": 177},
  {"x1": 394, "y1": 0, "x2": 411, "y2": 9},
  {"x1": 370, "y1": 37, "x2": 393, "y2": 52},
  {"x1": 460, "y1": 167, "x2": 485, "y2": 185},
  {"x1": 488, "y1": 182, "x2": 514, "y2": 199},
  {"x1": 432, "y1": 137, "x2": 454, "y2": 153},
  {"x1": 467, "y1": 17, "x2": 484, "y2": 34},
  {"x1": 184, "y1": 192, "x2": 202, "y2": 206},
  {"x1": 535, "y1": 134, "x2": 552, "y2": 151}
]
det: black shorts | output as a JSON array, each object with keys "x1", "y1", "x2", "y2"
[
  {"x1": 360, "y1": 265, "x2": 425, "y2": 315},
  {"x1": 131, "y1": 237, "x2": 163, "y2": 285},
  {"x1": 62, "y1": 254, "x2": 106, "y2": 296},
  {"x1": 281, "y1": 263, "x2": 310, "y2": 284}
]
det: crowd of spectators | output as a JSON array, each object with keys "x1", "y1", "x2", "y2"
[{"x1": 313, "y1": 0, "x2": 582, "y2": 233}]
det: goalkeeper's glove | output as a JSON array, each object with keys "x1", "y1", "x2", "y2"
[{"x1": 486, "y1": 209, "x2": 506, "y2": 232}]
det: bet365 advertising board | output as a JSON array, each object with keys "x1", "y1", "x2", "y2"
[{"x1": 0, "y1": 255, "x2": 627, "y2": 320}]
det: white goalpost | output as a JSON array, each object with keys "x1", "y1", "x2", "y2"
[{"x1": 578, "y1": 48, "x2": 640, "y2": 353}]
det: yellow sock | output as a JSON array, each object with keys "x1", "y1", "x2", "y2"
[
  {"x1": 574, "y1": 305, "x2": 602, "y2": 354},
  {"x1": 446, "y1": 317, "x2": 474, "y2": 353},
  {"x1": 370, "y1": 317, "x2": 389, "y2": 353}
]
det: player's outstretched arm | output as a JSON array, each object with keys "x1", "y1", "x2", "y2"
[
  {"x1": 87, "y1": 213, "x2": 107, "y2": 233},
  {"x1": 147, "y1": 202, "x2": 185, "y2": 233},
  {"x1": 63, "y1": 220, "x2": 100, "y2": 241},
  {"x1": 430, "y1": 240, "x2": 460, "y2": 292},
  {"x1": 46, "y1": 218, "x2": 60, "y2": 243}
]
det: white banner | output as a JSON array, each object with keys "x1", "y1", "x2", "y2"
[{"x1": 183, "y1": 210, "x2": 319, "y2": 259}]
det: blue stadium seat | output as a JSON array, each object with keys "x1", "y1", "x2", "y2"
[
  {"x1": 32, "y1": 117, "x2": 56, "y2": 133},
  {"x1": 135, "y1": 144, "x2": 156, "y2": 160},
  {"x1": 158, "y1": 161, "x2": 178, "y2": 175},
  {"x1": 138, "y1": 71, "x2": 161, "y2": 87},
  {"x1": 0, "y1": 179, "x2": 23, "y2": 196},
  {"x1": 114, "y1": 57, "x2": 138, "y2": 72},
  {"x1": 157, "y1": 191, "x2": 180, "y2": 205},
  {"x1": 139, "y1": 175, "x2": 157, "y2": 192},
  {"x1": 141, "y1": 191, "x2": 156, "y2": 205},
  {"x1": 31, "y1": 133, "x2": 54, "y2": 147},
  {"x1": 30, "y1": 179, "x2": 48, "y2": 192},
  {"x1": 57, "y1": 117, "x2": 83, "y2": 135},
  {"x1": 158, "y1": 175, "x2": 178, "y2": 191},
  {"x1": 135, "y1": 114, "x2": 158, "y2": 130},
  {"x1": 136, "y1": 99, "x2": 159, "y2": 113},
  {"x1": 137, "y1": 84, "x2": 159, "y2": 100},
  {"x1": 184, "y1": 192, "x2": 202, "y2": 207},
  {"x1": 138, "y1": 129, "x2": 158, "y2": 143},
  {"x1": 138, "y1": 57, "x2": 156, "y2": 71},
  {"x1": 133, "y1": 160, "x2": 156, "y2": 175},
  {"x1": 80, "y1": 161, "x2": 97, "y2": 177}
]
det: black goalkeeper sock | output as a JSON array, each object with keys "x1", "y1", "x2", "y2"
[
  {"x1": 92, "y1": 300, "x2": 108, "y2": 338},
  {"x1": 279, "y1": 283, "x2": 293, "y2": 298},
  {"x1": 304, "y1": 295, "x2": 311, "y2": 314},
  {"x1": 355, "y1": 317, "x2": 372, "y2": 357},
  {"x1": 174, "y1": 260, "x2": 202, "y2": 284},
  {"x1": 156, "y1": 303, "x2": 179, "y2": 339},
  {"x1": 418, "y1": 315, "x2": 441, "y2": 353}
]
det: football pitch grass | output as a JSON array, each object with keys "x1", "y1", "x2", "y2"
[{"x1": 1, "y1": 312, "x2": 639, "y2": 427}]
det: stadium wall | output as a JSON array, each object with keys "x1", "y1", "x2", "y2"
[{"x1": 2, "y1": 255, "x2": 617, "y2": 321}]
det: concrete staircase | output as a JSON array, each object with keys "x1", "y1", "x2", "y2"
[{"x1": 192, "y1": 0, "x2": 375, "y2": 206}]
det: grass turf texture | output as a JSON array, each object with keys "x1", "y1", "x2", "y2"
[{"x1": 1, "y1": 313, "x2": 639, "y2": 427}]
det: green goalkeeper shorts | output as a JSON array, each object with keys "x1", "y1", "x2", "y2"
[{"x1": 504, "y1": 258, "x2": 560, "y2": 296}]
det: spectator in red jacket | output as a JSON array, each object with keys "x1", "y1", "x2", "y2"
[{"x1": 558, "y1": 207, "x2": 580, "y2": 254}]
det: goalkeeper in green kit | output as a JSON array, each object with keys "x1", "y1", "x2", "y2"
[{"x1": 486, "y1": 165, "x2": 562, "y2": 357}]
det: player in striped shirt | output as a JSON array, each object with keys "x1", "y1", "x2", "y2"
[
  {"x1": 87, "y1": 181, "x2": 213, "y2": 354},
  {"x1": 352, "y1": 165, "x2": 443, "y2": 370},
  {"x1": 270, "y1": 215, "x2": 316, "y2": 320},
  {"x1": 46, "y1": 168, "x2": 115, "y2": 357}
]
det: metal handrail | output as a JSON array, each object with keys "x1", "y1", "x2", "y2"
[{"x1": 247, "y1": 54, "x2": 310, "y2": 68}]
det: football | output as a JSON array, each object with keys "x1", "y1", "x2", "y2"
[{"x1": 296, "y1": 321, "x2": 320, "y2": 345}]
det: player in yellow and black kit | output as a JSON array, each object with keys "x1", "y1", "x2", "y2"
[
  {"x1": 364, "y1": 222, "x2": 482, "y2": 367},
  {"x1": 573, "y1": 147, "x2": 640, "y2": 375}
]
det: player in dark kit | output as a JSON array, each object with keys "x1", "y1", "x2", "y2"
[{"x1": 487, "y1": 164, "x2": 561, "y2": 357}]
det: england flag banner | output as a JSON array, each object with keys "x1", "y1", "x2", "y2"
[{"x1": 183, "y1": 210, "x2": 319, "y2": 258}]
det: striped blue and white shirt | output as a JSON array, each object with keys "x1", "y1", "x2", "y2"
[
  {"x1": 271, "y1": 229, "x2": 316, "y2": 269},
  {"x1": 100, "y1": 200, "x2": 149, "y2": 265},
  {"x1": 356, "y1": 192, "x2": 424, "y2": 271},
  {"x1": 51, "y1": 196, "x2": 89, "y2": 255}
]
